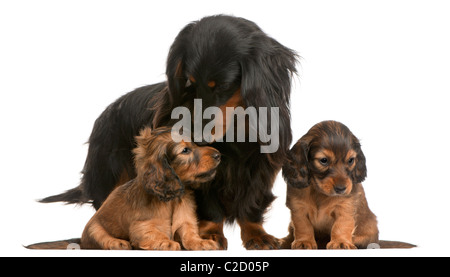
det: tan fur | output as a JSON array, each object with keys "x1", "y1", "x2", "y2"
[
  {"x1": 198, "y1": 220, "x2": 228, "y2": 250},
  {"x1": 283, "y1": 121, "x2": 378, "y2": 249},
  {"x1": 286, "y1": 183, "x2": 378, "y2": 249},
  {"x1": 210, "y1": 88, "x2": 244, "y2": 140},
  {"x1": 81, "y1": 127, "x2": 221, "y2": 250}
]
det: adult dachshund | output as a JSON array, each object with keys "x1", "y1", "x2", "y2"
[{"x1": 41, "y1": 15, "x2": 298, "y2": 250}]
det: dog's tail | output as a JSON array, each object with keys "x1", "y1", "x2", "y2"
[
  {"x1": 25, "y1": 238, "x2": 81, "y2": 250},
  {"x1": 38, "y1": 186, "x2": 89, "y2": 205}
]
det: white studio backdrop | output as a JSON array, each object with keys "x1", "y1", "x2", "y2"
[{"x1": 1, "y1": 0, "x2": 449, "y2": 256}]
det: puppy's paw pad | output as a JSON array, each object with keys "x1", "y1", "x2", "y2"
[
  {"x1": 185, "y1": 239, "x2": 220, "y2": 250},
  {"x1": 108, "y1": 239, "x2": 132, "y2": 250},
  {"x1": 291, "y1": 239, "x2": 318, "y2": 250},
  {"x1": 326, "y1": 240, "x2": 357, "y2": 250},
  {"x1": 157, "y1": 240, "x2": 181, "y2": 250}
]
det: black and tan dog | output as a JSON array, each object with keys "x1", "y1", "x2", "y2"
[
  {"x1": 81, "y1": 127, "x2": 221, "y2": 250},
  {"x1": 282, "y1": 120, "x2": 378, "y2": 249},
  {"x1": 40, "y1": 15, "x2": 298, "y2": 250}
]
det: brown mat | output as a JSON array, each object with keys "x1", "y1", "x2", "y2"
[{"x1": 25, "y1": 238, "x2": 416, "y2": 250}]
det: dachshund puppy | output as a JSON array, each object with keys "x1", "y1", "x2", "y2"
[
  {"x1": 81, "y1": 127, "x2": 221, "y2": 250},
  {"x1": 41, "y1": 15, "x2": 298, "y2": 250},
  {"x1": 282, "y1": 121, "x2": 378, "y2": 249}
]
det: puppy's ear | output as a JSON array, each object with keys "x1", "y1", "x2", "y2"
[
  {"x1": 134, "y1": 128, "x2": 184, "y2": 201},
  {"x1": 142, "y1": 157, "x2": 184, "y2": 202},
  {"x1": 282, "y1": 140, "x2": 310, "y2": 188},
  {"x1": 351, "y1": 138, "x2": 367, "y2": 184}
]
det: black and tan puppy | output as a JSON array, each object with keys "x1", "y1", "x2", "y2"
[
  {"x1": 282, "y1": 120, "x2": 378, "y2": 249},
  {"x1": 81, "y1": 127, "x2": 221, "y2": 250}
]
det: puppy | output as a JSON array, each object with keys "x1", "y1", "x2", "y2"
[
  {"x1": 282, "y1": 120, "x2": 378, "y2": 249},
  {"x1": 81, "y1": 127, "x2": 221, "y2": 250}
]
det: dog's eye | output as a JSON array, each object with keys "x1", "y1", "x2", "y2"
[
  {"x1": 215, "y1": 83, "x2": 228, "y2": 91},
  {"x1": 319, "y1": 158, "x2": 329, "y2": 166},
  {"x1": 348, "y1": 157, "x2": 355, "y2": 165},
  {"x1": 181, "y1": 147, "x2": 192, "y2": 154}
]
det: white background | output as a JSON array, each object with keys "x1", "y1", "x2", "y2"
[{"x1": 1, "y1": 0, "x2": 449, "y2": 257}]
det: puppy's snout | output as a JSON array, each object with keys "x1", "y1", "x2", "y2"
[
  {"x1": 212, "y1": 151, "x2": 221, "y2": 162},
  {"x1": 334, "y1": 185, "x2": 347, "y2": 194}
]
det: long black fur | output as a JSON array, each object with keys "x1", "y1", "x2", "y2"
[{"x1": 41, "y1": 15, "x2": 298, "y2": 229}]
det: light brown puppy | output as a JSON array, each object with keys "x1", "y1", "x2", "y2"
[
  {"x1": 81, "y1": 127, "x2": 221, "y2": 250},
  {"x1": 282, "y1": 121, "x2": 378, "y2": 249}
]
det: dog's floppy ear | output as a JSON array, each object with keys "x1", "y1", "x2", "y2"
[
  {"x1": 240, "y1": 36, "x2": 298, "y2": 161},
  {"x1": 351, "y1": 137, "x2": 367, "y2": 184},
  {"x1": 142, "y1": 158, "x2": 184, "y2": 202},
  {"x1": 134, "y1": 128, "x2": 184, "y2": 201},
  {"x1": 240, "y1": 36, "x2": 297, "y2": 104},
  {"x1": 166, "y1": 23, "x2": 195, "y2": 107},
  {"x1": 282, "y1": 140, "x2": 310, "y2": 188}
]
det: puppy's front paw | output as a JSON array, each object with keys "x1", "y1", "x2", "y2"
[
  {"x1": 326, "y1": 240, "x2": 357, "y2": 250},
  {"x1": 139, "y1": 239, "x2": 181, "y2": 250},
  {"x1": 291, "y1": 239, "x2": 318, "y2": 249},
  {"x1": 158, "y1": 240, "x2": 182, "y2": 250},
  {"x1": 184, "y1": 239, "x2": 220, "y2": 250},
  {"x1": 107, "y1": 239, "x2": 132, "y2": 250}
]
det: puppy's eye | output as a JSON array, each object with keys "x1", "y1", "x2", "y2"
[
  {"x1": 319, "y1": 158, "x2": 329, "y2": 166},
  {"x1": 181, "y1": 147, "x2": 192, "y2": 154},
  {"x1": 348, "y1": 157, "x2": 355, "y2": 165}
]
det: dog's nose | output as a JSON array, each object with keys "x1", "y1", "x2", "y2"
[
  {"x1": 334, "y1": 185, "x2": 347, "y2": 194},
  {"x1": 212, "y1": 152, "x2": 221, "y2": 162}
]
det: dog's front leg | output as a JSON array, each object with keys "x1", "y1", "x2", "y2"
[
  {"x1": 129, "y1": 219, "x2": 180, "y2": 250},
  {"x1": 327, "y1": 206, "x2": 357, "y2": 250},
  {"x1": 172, "y1": 192, "x2": 220, "y2": 250}
]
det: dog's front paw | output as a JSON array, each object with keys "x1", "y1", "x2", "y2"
[
  {"x1": 326, "y1": 240, "x2": 357, "y2": 250},
  {"x1": 139, "y1": 239, "x2": 181, "y2": 250},
  {"x1": 106, "y1": 239, "x2": 132, "y2": 250},
  {"x1": 291, "y1": 239, "x2": 318, "y2": 250},
  {"x1": 184, "y1": 239, "x2": 220, "y2": 250},
  {"x1": 200, "y1": 233, "x2": 228, "y2": 250},
  {"x1": 243, "y1": 234, "x2": 281, "y2": 250}
]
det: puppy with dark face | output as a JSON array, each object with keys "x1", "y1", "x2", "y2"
[
  {"x1": 81, "y1": 127, "x2": 221, "y2": 250},
  {"x1": 282, "y1": 120, "x2": 378, "y2": 249}
]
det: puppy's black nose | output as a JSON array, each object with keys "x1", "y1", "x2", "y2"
[
  {"x1": 334, "y1": 185, "x2": 347, "y2": 194},
  {"x1": 212, "y1": 152, "x2": 221, "y2": 161}
]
